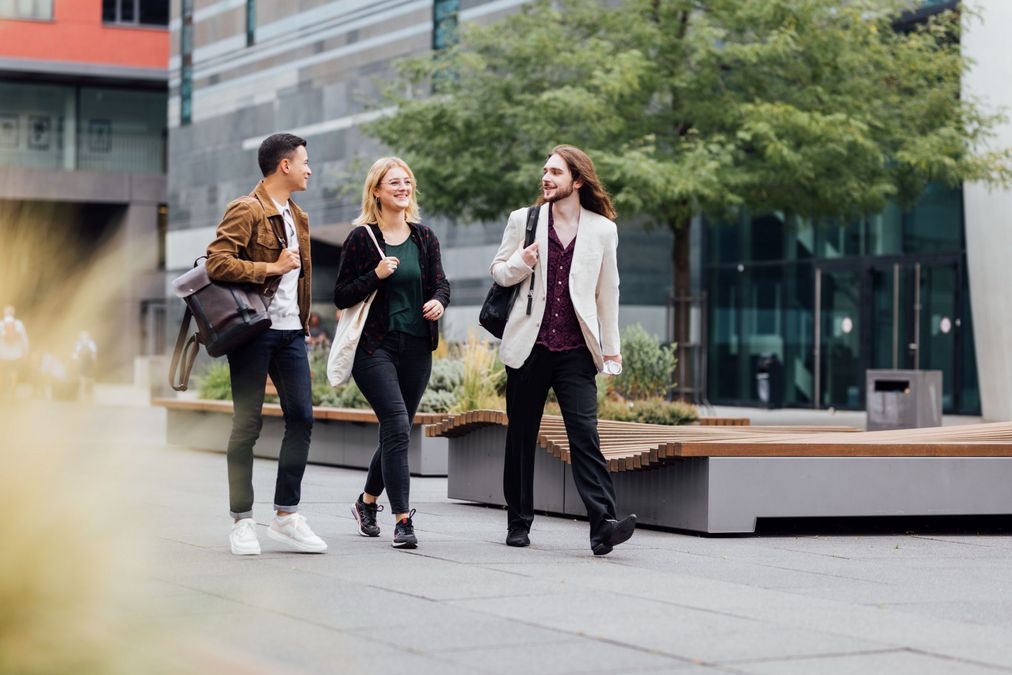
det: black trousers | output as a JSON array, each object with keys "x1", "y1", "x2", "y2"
[
  {"x1": 353, "y1": 331, "x2": 432, "y2": 515},
  {"x1": 503, "y1": 345, "x2": 617, "y2": 548}
]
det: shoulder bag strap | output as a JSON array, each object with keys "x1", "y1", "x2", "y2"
[
  {"x1": 524, "y1": 206, "x2": 540, "y2": 315},
  {"x1": 168, "y1": 307, "x2": 201, "y2": 392}
]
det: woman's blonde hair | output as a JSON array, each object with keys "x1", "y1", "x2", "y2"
[{"x1": 352, "y1": 157, "x2": 420, "y2": 225}]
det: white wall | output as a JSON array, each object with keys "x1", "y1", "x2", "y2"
[{"x1": 963, "y1": 0, "x2": 1012, "y2": 420}]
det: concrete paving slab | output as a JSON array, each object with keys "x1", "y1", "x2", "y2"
[
  {"x1": 19, "y1": 400, "x2": 1012, "y2": 674},
  {"x1": 440, "y1": 638, "x2": 690, "y2": 674},
  {"x1": 729, "y1": 648, "x2": 1007, "y2": 675}
]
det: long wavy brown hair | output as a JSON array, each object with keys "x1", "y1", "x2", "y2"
[{"x1": 537, "y1": 144, "x2": 616, "y2": 220}]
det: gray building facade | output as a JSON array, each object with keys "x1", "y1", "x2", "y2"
[{"x1": 165, "y1": 0, "x2": 671, "y2": 347}]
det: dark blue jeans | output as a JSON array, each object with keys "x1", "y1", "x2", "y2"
[
  {"x1": 353, "y1": 331, "x2": 432, "y2": 515},
  {"x1": 225, "y1": 329, "x2": 313, "y2": 519}
]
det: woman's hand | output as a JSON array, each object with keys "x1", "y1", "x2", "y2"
[
  {"x1": 375, "y1": 256, "x2": 400, "y2": 279},
  {"x1": 422, "y1": 299, "x2": 444, "y2": 321}
]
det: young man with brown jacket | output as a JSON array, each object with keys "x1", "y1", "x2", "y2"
[{"x1": 206, "y1": 133, "x2": 327, "y2": 556}]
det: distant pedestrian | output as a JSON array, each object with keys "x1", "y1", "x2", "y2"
[
  {"x1": 306, "y1": 311, "x2": 331, "y2": 351},
  {"x1": 334, "y1": 157, "x2": 450, "y2": 549},
  {"x1": 491, "y1": 145, "x2": 636, "y2": 555},
  {"x1": 71, "y1": 331, "x2": 98, "y2": 400},
  {"x1": 0, "y1": 305, "x2": 29, "y2": 400},
  {"x1": 205, "y1": 133, "x2": 327, "y2": 556}
]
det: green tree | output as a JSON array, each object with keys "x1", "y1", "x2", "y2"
[{"x1": 367, "y1": 0, "x2": 1010, "y2": 365}]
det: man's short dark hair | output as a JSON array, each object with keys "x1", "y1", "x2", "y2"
[{"x1": 258, "y1": 133, "x2": 307, "y2": 176}]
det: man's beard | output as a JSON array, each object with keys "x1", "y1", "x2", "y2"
[{"x1": 544, "y1": 182, "x2": 575, "y2": 203}]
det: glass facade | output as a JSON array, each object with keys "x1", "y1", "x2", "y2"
[
  {"x1": 0, "y1": 0, "x2": 52, "y2": 20},
  {"x1": 102, "y1": 0, "x2": 169, "y2": 26},
  {"x1": 180, "y1": 0, "x2": 193, "y2": 126},
  {"x1": 433, "y1": 0, "x2": 459, "y2": 50},
  {"x1": 0, "y1": 82, "x2": 166, "y2": 174},
  {"x1": 706, "y1": 184, "x2": 979, "y2": 414},
  {"x1": 245, "y1": 0, "x2": 255, "y2": 47}
]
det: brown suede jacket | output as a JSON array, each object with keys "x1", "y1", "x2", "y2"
[{"x1": 205, "y1": 180, "x2": 313, "y2": 333}]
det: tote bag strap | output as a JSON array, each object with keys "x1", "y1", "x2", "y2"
[{"x1": 361, "y1": 224, "x2": 385, "y2": 258}]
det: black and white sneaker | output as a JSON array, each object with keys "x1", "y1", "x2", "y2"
[
  {"x1": 351, "y1": 493, "x2": 383, "y2": 537},
  {"x1": 392, "y1": 508, "x2": 418, "y2": 549}
]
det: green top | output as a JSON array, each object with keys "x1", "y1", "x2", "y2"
[{"x1": 384, "y1": 236, "x2": 428, "y2": 338}]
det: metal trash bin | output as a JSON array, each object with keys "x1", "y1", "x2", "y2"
[{"x1": 866, "y1": 369, "x2": 942, "y2": 431}]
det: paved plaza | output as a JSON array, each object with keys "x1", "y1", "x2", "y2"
[{"x1": 45, "y1": 399, "x2": 1012, "y2": 673}]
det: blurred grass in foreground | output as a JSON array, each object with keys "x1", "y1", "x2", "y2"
[{"x1": 0, "y1": 203, "x2": 213, "y2": 674}]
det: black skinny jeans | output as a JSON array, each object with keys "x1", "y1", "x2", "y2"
[
  {"x1": 504, "y1": 345, "x2": 617, "y2": 548},
  {"x1": 353, "y1": 331, "x2": 432, "y2": 515},
  {"x1": 225, "y1": 329, "x2": 313, "y2": 519}
]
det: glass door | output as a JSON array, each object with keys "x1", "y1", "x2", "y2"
[
  {"x1": 814, "y1": 265, "x2": 864, "y2": 409},
  {"x1": 814, "y1": 256, "x2": 974, "y2": 412}
]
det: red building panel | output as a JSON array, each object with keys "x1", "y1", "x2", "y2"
[{"x1": 0, "y1": 0, "x2": 168, "y2": 69}]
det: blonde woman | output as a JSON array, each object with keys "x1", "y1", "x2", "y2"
[{"x1": 334, "y1": 158, "x2": 450, "y2": 549}]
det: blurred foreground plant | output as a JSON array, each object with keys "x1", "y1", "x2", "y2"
[{"x1": 0, "y1": 202, "x2": 204, "y2": 673}]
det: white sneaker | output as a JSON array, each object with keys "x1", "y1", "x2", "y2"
[
  {"x1": 230, "y1": 518, "x2": 261, "y2": 555},
  {"x1": 267, "y1": 513, "x2": 328, "y2": 553}
]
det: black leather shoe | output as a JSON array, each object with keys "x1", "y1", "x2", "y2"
[
  {"x1": 506, "y1": 527, "x2": 530, "y2": 547},
  {"x1": 592, "y1": 515, "x2": 637, "y2": 556}
]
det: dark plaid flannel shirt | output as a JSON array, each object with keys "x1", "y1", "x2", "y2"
[{"x1": 333, "y1": 222, "x2": 451, "y2": 354}]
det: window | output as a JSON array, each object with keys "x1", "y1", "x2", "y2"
[
  {"x1": 157, "y1": 204, "x2": 168, "y2": 270},
  {"x1": 246, "y1": 0, "x2": 255, "y2": 46},
  {"x1": 180, "y1": 0, "x2": 194, "y2": 126},
  {"x1": 432, "y1": 0, "x2": 459, "y2": 50},
  {"x1": 0, "y1": 81, "x2": 166, "y2": 174},
  {"x1": 0, "y1": 0, "x2": 53, "y2": 20},
  {"x1": 103, "y1": 0, "x2": 169, "y2": 27}
]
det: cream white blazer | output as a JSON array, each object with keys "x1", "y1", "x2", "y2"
[{"x1": 490, "y1": 203, "x2": 621, "y2": 370}]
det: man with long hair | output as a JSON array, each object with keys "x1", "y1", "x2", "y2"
[
  {"x1": 206, "y1": 133, "x2": 327, "y2": 556},
  {"x1": 490, "y1": 145, "x2": 636, "y2": 555}
]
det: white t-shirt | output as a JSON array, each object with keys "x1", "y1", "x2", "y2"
[{"x1": 268, "y1": 199, "x2": 303, "y2": 330}]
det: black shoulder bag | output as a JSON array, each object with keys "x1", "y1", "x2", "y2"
[{"x1": 478, "y1": 206, "x2": 539, "y2": 339}]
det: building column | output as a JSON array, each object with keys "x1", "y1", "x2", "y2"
[{"x1": 962, "y1": 0, "x2": 1012, "y2": 421}]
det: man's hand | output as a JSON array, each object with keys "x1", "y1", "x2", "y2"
[
  {"x1": 422, "y1": 299, "x2": 444, "y2": 321},
  {"x1": 520, "y1": 242, "x2": 539, "y2": 267},
  {"x1": 267, "y1": 249, "x2": 301, "y2": 275}
]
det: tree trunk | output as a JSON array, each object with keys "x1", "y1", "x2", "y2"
[{"x1": 670, "y1": 216, "x2": 693, "y2": 400}]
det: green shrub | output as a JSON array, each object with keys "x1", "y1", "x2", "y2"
[
  {"x1": 599, "y1": 397, "x2": 697, "y2": 425},
  {"x1": 418, "y1": 388, "x2": 457, "y2": 413},
  {"x1": 312, "y1": 381, "x2": 343, "y2": 407},
  {"x1": 336, "y1": 381, "x2": 369, "y2": 409},
  {"x1": 610, "y1": 324, "x2": 677, "y2": 400},
  {"x1": 428, "y1": 358, "x2": 464, "y2": 393},
  {"x1": 197, "y1": 360, "x2": 232, "y2": 400}
]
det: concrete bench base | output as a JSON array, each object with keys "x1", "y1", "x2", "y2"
[
  {"x1": 446, "y1": 426, "x2": 1012, "y2": 533},
  {"x1": 165, "y1": 407, "x2": 449, "y2": 476}
]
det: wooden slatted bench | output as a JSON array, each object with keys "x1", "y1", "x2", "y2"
[
  {"x1": 425, "y1": 410, "x2": 855, "y2": 471},
  {"x1": 428, "y1": 411, "x2": 1012, "y2": 533},
  {"x1": 154, "y1": 398, "x2": 451, "y2": 476}
]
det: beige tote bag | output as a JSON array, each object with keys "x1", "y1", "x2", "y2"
[{"x1": 326, "y1": 225, "x2": 385, "y2": 386}]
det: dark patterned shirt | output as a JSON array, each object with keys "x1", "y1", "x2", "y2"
[
  {"x1": 536, "y1": 206, "x2": 584, "y2": 351},
  {"x1": 333, "y1": 222, "x2": 451, "y2": 354}
]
